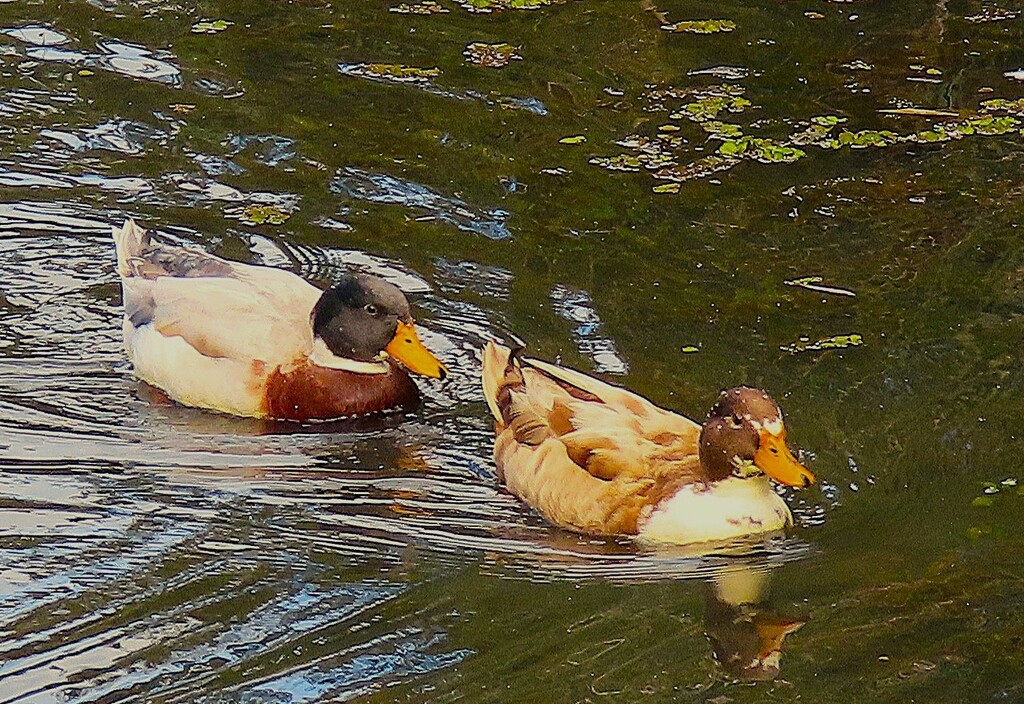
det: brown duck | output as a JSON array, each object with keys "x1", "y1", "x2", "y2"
[{"x1": 481, "y1": 342, "x2": 815, "y2": 544}]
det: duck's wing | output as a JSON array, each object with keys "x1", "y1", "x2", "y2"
[
  {"x1": 481, "y1": 341, "x2": 703, "y2": 535},
  {"x1": 114, "y1": 219, "x2": 319, "y2": 364}
]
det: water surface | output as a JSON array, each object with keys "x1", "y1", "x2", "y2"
[{"x1": 1, "y1": 1, "x2": 1023, "y2": 702}]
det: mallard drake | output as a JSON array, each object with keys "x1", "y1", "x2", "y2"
[
  {"x1": 481, "y1": 342, "x2": 815, "y2": 545},
  {"x1": 113, "y1": 219, "x2": 447, "y2": 420}
]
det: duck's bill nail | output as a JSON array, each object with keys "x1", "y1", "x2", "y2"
[
  {"x1": 754, "y1": 429, "x2": 815, "y2": 487},
  {"x1": 386, "y1": 321, "x2": 449, "y2": 379}
]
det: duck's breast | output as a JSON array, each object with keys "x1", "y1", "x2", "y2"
[
  {"x1": 262, "y1": 360, "x2": 420, "y2": 420},
  {"x1": 638, "y1": 476, "x2": 792, "y2": 545}
]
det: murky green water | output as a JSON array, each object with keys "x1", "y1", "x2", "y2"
[{"x1": 1, "y1": 0, "x2": 1023, "y2": 701}]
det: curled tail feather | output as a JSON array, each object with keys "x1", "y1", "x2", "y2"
[
  {"x1": 481, "y1": 341, "x2": 552, "y2": 445},
  {"x1": 482, "y1": 340, "x2": 511, "y2": 423},
  {"x1": 112, "y1": 218, "x2": 150, "y2": 277}
]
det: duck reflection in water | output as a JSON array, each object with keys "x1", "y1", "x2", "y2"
[{"x1": 703, "y1": 567, "x2": 805, "y2": 681}]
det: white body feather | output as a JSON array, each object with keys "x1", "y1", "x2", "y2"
[
  {"x1": 638, "y1": 476, "x2": 792, "y2": 545},
  {"x1": 113, "y1": 219, "x2": 323, "y2": 417},
  {"x1": 123, "y1": 319, "x2": 264, "y2": 416}
]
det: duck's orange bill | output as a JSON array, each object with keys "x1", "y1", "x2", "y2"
[
  {"x1": 754, "y1": 429, "x2": 815, "y2": 487},
  {"x1": 754, "y1": 617, "x2": 805, "y2": 659},
  {"x1": 386, "y1": 321, "x2": 448, "y2": 379}
]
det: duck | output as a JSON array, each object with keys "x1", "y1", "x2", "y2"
[
  {"x1": 112, "y1": 218, "x2": 448, "y2": 420},
  {"x1": 481, "y1": 341, "x2": 815, "y2": 545}
]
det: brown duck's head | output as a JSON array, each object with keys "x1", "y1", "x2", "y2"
[
  {"x1": 698, "y1": 387, "x2": 815, "y2": 487},
  {"x1": 311, "y1": 274, "x2": 448, "y2": 379}
]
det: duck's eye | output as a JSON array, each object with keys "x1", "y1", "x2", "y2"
[
  {"x1": 364, "y1": 304, "x2": 379, "y2": 316},
  {"x1": 731, "y1": 413, "x2": 743, "y2": 428}
]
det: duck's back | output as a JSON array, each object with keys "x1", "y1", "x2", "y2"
[
  {"x1": 481, "y1": 341, "x2": 703, "y2": 536},
  {"x1": 113, "y1": 219, "x2": 320, "y2": 416}
]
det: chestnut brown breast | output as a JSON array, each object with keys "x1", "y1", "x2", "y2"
[{"x1": 263, "y1": 360, "x2": 420, "y2": 420}]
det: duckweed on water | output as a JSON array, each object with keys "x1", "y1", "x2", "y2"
[
  {"x1": 589, "y1": 153, "x2": 676, "y2": 172},
  {"x1": 965, "y1": 7, "x2": 1019, "y2": 23},
  {"x1": 785, "y1": 276, "x2": 856, "y2": 297},
  {"x1": 558, "y1": 135, "x2": 586, "y2": 144},
  {"x1": 615, "y1": 134, "x2": 684, "y2": 152},
  {"x1": 972, "y1": 479, "x2": 1022, "y2": 507},
  {"x1": 389, "y1": 1, "x2": 450, "y2": 13},
  {"x1": 781, "y1": 333, "x2": 864, "y2": 354},
  {"x1": 618, "y1": 73, "x2": 1024, "y2": 188},
  {"x1": 700, "y1": 121, "x2": 744, "y2": 138},
  {"x1": 660, "y1": 19, "x2": 737, "y2": 34},
  {"x1": 239, "y1": 204, "x2": 290, "y2": 226},
  {"x1": 673, "y1": 95, "x2": 752, "y2": 122},
  {"x1": 191, "y1": 19, "x2": 233, "y2": 34},
  {"x1": 718, "y1": 137, "x2": 805, "y2": 164},
  {"x1": 463, "y1": 42, "x2": 521, "y2": 68},
  {"x1": 338, "y1": 63, "x2": 442, "y2": 85},
  {"x1": 458, "y1": 0, "x2": 558, "y2": 12},
  {"x1": 653, "y1": 155, "x2": 738, "y2": 183},
  {"x1": 980, "y1": 98, "x2": 1024, "y2": 114},
  {"x1": 826, "y1": 129, "x2": 902, "y2": 149},
  {"x1": 842, "y1": 59, "x2": 874, "y2": 71}
]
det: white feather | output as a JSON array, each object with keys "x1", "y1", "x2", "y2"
[
  {"x1": 638, "y1": 476, "x2": 792, "y2": 545},
  {"x1": 308, "y1": 338, "x2": 389, "y2": 374},
  {"x1": 124, "y1": 320, "x2": 265, "y2": 417}
]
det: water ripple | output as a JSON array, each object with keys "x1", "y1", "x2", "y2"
[{"x1": 330, "y1": 167, "x2": 512, "y2": 240}]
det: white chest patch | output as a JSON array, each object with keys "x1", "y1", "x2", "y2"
[{"x1": 638, "y1": 476, "x2": 792, "y2": 545}]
